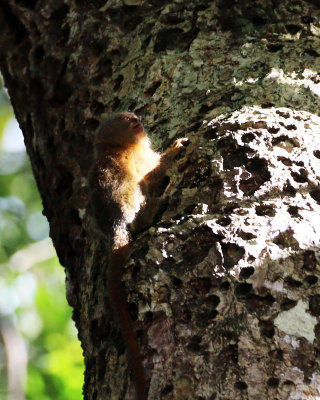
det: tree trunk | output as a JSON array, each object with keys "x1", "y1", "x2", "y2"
[{"x1": 1, "y1": 0, "x2": 320, "y2": 399}]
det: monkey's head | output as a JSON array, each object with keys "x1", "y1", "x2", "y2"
[{"x1": 96, "y1": 112, "x2": 147, "y2": 147}]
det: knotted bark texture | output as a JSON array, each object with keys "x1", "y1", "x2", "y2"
[{"x1": 126, "y1": 106, "x2": 320, "y2": 399}]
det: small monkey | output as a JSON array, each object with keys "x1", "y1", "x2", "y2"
[{"x1": 89, "y1": 112, "x2": 186, "y2": 400}]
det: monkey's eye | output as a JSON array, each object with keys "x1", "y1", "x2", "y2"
[{"x1": 120, "y1": 116, "x2": 131, "y2": 121}]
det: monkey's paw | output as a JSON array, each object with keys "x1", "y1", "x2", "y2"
[
  {"x1": 162, "y1": 137, "x2": 189, "y2": 161},
  {"x1": 172, "y1": 137, "x2": 189, "y2": 150}
]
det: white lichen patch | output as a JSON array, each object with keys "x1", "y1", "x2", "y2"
[
  {"x1": 78, "y1": 208, "x2": 86, "y2": 219},
  {"x1": 274, "y1": 300, "x2": 317, "y2": 342},
  {"x1": 264, "y1": 68, "x2": 320, "y2": 97},
  {"x1": 263, "y1": 279, "x2": 286, "y2": 294},
  {"x1": 283, "y1": 335, "x2": 301, "y2": 349}
]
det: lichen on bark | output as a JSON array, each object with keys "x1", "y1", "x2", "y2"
[{"x1": 127, "y1": 106, "x2": 320, "y2": 399}]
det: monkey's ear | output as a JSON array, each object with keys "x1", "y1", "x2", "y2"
[{"x1": 95, "y1": 117, "x2": 118, "y2": 143}]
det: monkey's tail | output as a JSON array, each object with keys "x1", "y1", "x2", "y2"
[{"x1": 108, "y1": 245, "x2": 147, "y2": 400}]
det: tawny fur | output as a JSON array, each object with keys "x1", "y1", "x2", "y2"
[{"x1": 88, "y1": 112, "x2": 187, "y2": 400}]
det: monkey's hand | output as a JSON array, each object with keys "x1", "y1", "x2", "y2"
[
  {"x1": 141, "y1": 137, "x2": 188, "y2": 196},
  {"x1": 132, "y1": 137, "x2": 188, "y2": 233},
  {"x1": 161, "y1": 137, "x2": 189, "y2": 162}
]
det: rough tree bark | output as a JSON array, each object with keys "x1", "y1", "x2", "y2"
[{"x1": 1, "y1": 0, "x2": 320, "y2": 399}]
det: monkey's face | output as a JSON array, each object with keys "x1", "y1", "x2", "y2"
[
  {"x1": 97, "y1": 112, "x2": 147, "y2": 146},
  {"x1": 119, "y1": 112, "x2": 145, "y2": 137}
]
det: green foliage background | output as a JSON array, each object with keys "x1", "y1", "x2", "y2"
[{"x1": 0, "y1": 84, "x2": 84, "y2": 400}]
